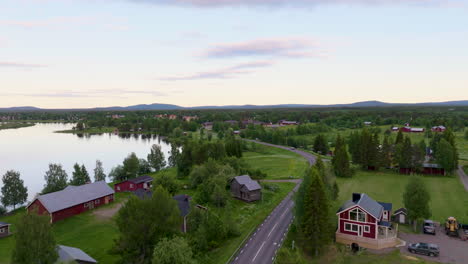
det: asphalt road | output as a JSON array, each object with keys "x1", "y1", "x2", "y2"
[
  {"x1": 229, "y1": 140, "x2": 316, "y2": 264},
  {"x1": 456, "y1": 165, "x2": 468, "y2": 191}
]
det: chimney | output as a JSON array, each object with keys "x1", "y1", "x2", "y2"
[{"x1": 352, "y1": 193, "x2": 361, "y2": 203}]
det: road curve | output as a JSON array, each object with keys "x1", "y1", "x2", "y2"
[{"x1": 229, "y1": 140, "x2": 316, "y2": 264}]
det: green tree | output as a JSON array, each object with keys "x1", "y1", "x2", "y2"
[
  {"x1": 1, "y1": 170, "x2": 28, "y2": 210},
  {"x1": 403, "y1": 176, "x2": 431, "y2": 231},
  {"x1": 69, "y1": 163, "x2": 90, "y2": 186},
  {"x1": 94, "y1": 160, "x2": 106, "y2": 182},
  {"x1": 114, "y1": 186, "x2": 181, "y2": 264},
  {"x1": 436, "y1": 139, "x2": 457, "y2": 173},
  {"x1": 379, "y1": 135, "x2": 393, "y2": 168},
  {"x1": 152, "y1": 236, "x2": 196, "y2": 264},
  {"x1": 148, "y1": 144, "x2": 167, "y2": 172},
  {"x1": 313, "y1": 134, "x2": 328, "y2": 155},
  {"x1": 465, "y1": 130, "x2": 468, "y2": 141},
  {"x1": 332, "y1": 135, "x2": 352, "y2": 178},
  {"x1": 168, "y1": 144, "x2": 181, "y2": 168},
  {"x1": 122, "y1": 152, "x2": 140, "y2": 179},
  {"x1": 395, "y1": 137, "x2": 413, "y2": 169},
  {"x1": 153, "y1": 172, "x2": 179, "y2": 195},
  {"x1": 395, "y1": 129, "x2": 404, "y2": 145},
  {"x1": 12, "y1": 211, "x2": 58, "y2": 264},
  {"x1": 42, "y1": 164, "x2": 68, "y2": 194}
]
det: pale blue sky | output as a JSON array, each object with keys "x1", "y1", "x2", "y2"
[{"x1": 1, "y1": 0, "x2": 467, "y2": 108}]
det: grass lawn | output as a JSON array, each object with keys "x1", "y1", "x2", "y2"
[
  {"x1": 335, "y1": 170, "x2": 468, "y2": 223},
  {"x1": 207, "y1": 182, "x2": 296, "y2": 264},
  {"x1": 243, "y1": 145, "x2": 308, "y2": 179}
]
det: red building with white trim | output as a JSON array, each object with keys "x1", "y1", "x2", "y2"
[
  {"x1": 114, "y1": 175, "x2": 153, "y2": 192},
  {"x1": 27, "y1": 181, "x2": 114, "y2": 223},
  {"x1": 336, "y1": 193, "x2": 398, "y2": 249}
]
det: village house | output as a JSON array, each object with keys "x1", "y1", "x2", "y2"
[
  {"x1": 336, "y1": 193, "x2": 398, "y2": 249},
  {"x1": 401, "y1": 126, "x2": 425, "y2": 133},
  {"x1": 168, "y1": 114, "x2": 178, "y2": 120},
  {"x1": 0, "y1": 222, "x2": 11, "y2": 238},
  {"x1": 230, "y1": 175, "x2": 262, "y2": 202},
  {"x1": 391, "y1": 126, "x2": 399, "y2": 132},
  {"x1": 363, "y1": 121, "x2": 372, "y2": 126},
  {"x1": 182, "y1": 115, "x2": 198, "y2": 122},
  {"x1": 57, "y1": 245, "x2": 98, "y2": 264},
  {"x1": 114, "y1": 175, "x2": 153, "y2": 192},
  {"x1": 422, "y1": 163, "x2": 445, "y2": 176},
  {"x1": 202, "y1": 122, "x2": 213, "y2": 130},
  {"x1": 154, "y1": 114, "x2": 166, "y2": 119},
  {"x1": 225, "y1": 120, "x2": 239, "y2": 126},
  {"x1": 27, "y1": 181, "x2": 115, "y2": 223},
  {"x1": 393, "y1": 208, "x2": 407, "y2": 224},
  {"x1": 279, "y1": 120, "x2": 299, "y2": 126},
  {"x1": 111, "y1": 114, "x2": 125, "y2": 119},
  {"x1": 431, "y1": 125, "x2": 446, "y2": 132},
  {"x1": 173, "y1": 194, "x2": 191, "y2": 233}
]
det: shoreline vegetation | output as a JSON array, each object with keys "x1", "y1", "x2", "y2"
[{"x1": 0, "y1": 122, "x2": 35, "y2": 131}]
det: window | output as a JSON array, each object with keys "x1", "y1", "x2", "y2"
[
  {"x1": 345, "y1": 223, "x2": 352, "y2": 231},
  {"x1": 84, "y1": 203, "x2": 88, "y2": 208},
  {"x1": 130, "y1": 184, "x2": 134, "y2": 188},
  {"x1": 344, "y1": 223, "x2": 359, "y2": 232},
  {"x1": 364, "y1": 226, "x2": 370, "y2": 233},
  {"x1": 351, "y1": 224, "x2": 358, "y2": 232},
  {"x1": 0, "y1": 228, "x2": 4, "y2": 233},
  {"x1": 117, "y1": 186, "x2": 120, "y2": 191},
  {"x1": 349, "y1": 208, "x2": 366, "y2": 222},
  {"x1": 95, "y1": 199, "x2": 100, "y2": 205}
]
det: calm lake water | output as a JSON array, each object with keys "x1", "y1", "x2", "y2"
[{"x1": 0, "y1": 123, "x2": 171, "y2": 202}]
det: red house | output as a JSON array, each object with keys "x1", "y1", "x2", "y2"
[
  {"x1": 431, "y1": 126, "x2": 446, "y2": 132},
  {"x1": 278, "y1": 120, "x2": 299, "y2": 126},
  {"x1": 114, "y1": 175, "x2": 153, "y2": 192},
  {"x1": 336, "y1": 193, "x2": 398, "y2": 249},
  {"x1": 27, "y1": 181, "x2": 114, "y2": 223},
  {"x1": 422, "y1": 163, "x2": 445, "y2": 176}
]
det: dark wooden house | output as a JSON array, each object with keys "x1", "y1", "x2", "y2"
[
  {"x1": 230, "y1": 175, "x2": 262, "y2": 202},
  {"x1": 114, "y1": 175, "x2": 153, "y2": 192},
  {"x1": 0, "y1": 222, "x2": 10, "y2": 238},
  {"x1": 422, "y1": 163, "x2": 445, "y2": 176},
  {"x1": 27, "y1": 181, "x2": 114, "y2": 223},
  {"x1": 173, "y1": 194, "x2": 191, "y2": 233}
]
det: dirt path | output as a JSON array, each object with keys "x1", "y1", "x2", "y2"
[
  {"x1": 456, "y1": 165, "x2": 468, "y2": 191},
  {"x1": 260, "y1": 179, "x2": 301, "y2": 183},
  {"x1": 92, "y1": 200, "x2": 126, "y2": 220}
]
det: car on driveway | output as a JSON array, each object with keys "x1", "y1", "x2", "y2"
[
  {"x1": 408, "y1": 242, "x2": 440, "y2": 257},
  {"x1": 423, "y1": 220, "x2": 436, "y2": 235}
]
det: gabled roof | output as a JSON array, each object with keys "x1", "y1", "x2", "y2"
[
  {"x1": 0, "y1": 222, "x2": 10, "y2": 227},
  {"x1": 337, "y1": 193, "x2": 385, "y2": 220},
  {"x1": 57, "y1": 245, "x2": 97, "y2": 263},
  {"x1": 173, "y1": 194, "x2": 191, "y2": 217},
  {"x1": 232, "y1": 175, "x2": 261, "y2": 191},
  {"x1": 378, "y1": 202, "x2": 393, "y2": 211},
  {"x1": 128, "y1": 175, "x2": 153, "y2": 184},
  {"x1": 394, "y1": 207, "x2": 407, "y2": 215},
  {"x1": 423, "y1": 163, "x2": 443, "y2": 168},
  {"x1": 29, "y1": 181, "x2": 114, "y2": 213},
  {"x1": 133, "y1": 189, "x2": 152, "y2": 199}
]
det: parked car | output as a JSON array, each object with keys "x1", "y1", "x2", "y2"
[
  {"x1": 408, "y1": 242, "x2": 439, "y2": 257},
  {"x1": 423, "y1": 220, "x2": 436, "y2": 235},
  {"x1": 290, "y1": 147, "x2": 296, "y2": 150}
]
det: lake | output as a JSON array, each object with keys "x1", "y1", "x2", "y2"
[{"x1": 0, "y1": 123, "x2": 171, "y2": 202}]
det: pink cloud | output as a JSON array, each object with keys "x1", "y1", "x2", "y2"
[{"x1": 159, "y1": 60, "x2": 274, "y2": 81}]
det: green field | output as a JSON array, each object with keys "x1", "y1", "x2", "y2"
[
  {"x1": 335, "y1": 170, "x2": 468, "y2": 223},
  {"x1": 0, "y1": 122, "x2": 35, "y2": 131},
  {"x1": 243, "y1": 145, "x2": 308, "y2": 179}
]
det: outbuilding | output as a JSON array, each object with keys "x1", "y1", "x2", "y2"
[
  {"x1": 57, "y1": 245, "x2": 98, "y2": 264},
  {"x1": 230, "y1": 175, "x2": 262, "y2": 202},
  {"x1": 27, "y1": 181, "x2": 114, "y2": 223},
  {"x1": 173, "y1": 194, "x2": 191, "y2": 233},
  {"x1": 393, "y1": 208, "x2": 407, "y2": 224},
  {"x1": 0, "y1": 222, "x2": 10, "y2": 238},
  {"x1": 114, "y1": 175, "x2": 153, "y2": 192}
]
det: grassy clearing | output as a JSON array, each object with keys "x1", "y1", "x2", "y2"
[
  {"x1": 243, "y1": 144, "x2": 308, "y2": 179},
  {"x1": 335, "y1": 170, "x2": 468, "y2": 223},
  {"x1": 0, "y1": 122, "x2": 35, "y2": 131}
]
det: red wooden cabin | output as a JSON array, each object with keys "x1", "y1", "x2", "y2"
[
  {"x1": 114, "y1": 175, "x2": 153, "y2": 192},
  {"x1": 27, "y1": 181, "x2": 114, "y2": 223}
]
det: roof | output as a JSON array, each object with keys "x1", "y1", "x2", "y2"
[
  {"x1": 423, "y1": 163, "x2": 443, "y2": 168},
  {"x1": 410, "y1": 128, "x2": 424, "y2": 132},
  {"x1": 0, "y1": 222, "x2": 10, "y2": 227},
  {"x1": 232, "y1": 175, "x2": 262, "y2": 191},
  {"x1": 394, "y1": 208, "x2": 407, "y2": 215},
  {"x1": 379, "y1": 221, "x2": 392, "y2": 227},
  {"x1": 378, "y1": 202, "x2": 393, "y2": 211},
  {"x1": 173, "y1": 194, "x2": 191, "y2": 217},
  {"x1": 133, "y1": 189, "x2": 152, "y2": 199},
  {"x1": 337, "y1": 193, "x2": 385, "y2": 220},
  {"x1": 57, "y1": 245, "x2": 97, "y2": 263},
  {"x1": 128, "y1": 175, "x2": 153, "y2": 184},
  {"x1": 30, "y1": 181, "x2": 114, "y2": 213}
]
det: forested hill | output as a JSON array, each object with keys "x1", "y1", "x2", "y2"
[{"x1": 1, "y1": 100, "x2": 468, "y2": 112}]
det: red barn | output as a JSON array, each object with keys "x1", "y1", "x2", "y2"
[
  {"x1": 422, "y1": 163, "x2": 445, "y2": 176},
  {"x1": 114, "y1": 175, "x2": 153, "y2": 192},
  {"x1": 278, "y1": 120, "x2": 299, "y2": 126},
  {"x1": 336, "y1": 193, "x2": 397, "y2": 249},
  {"x1": 27, "y1": 181, "x2": 114, "y2": 223},
  {"x1": 431, "y1": 126, "x2": 446, "y2": 133}
]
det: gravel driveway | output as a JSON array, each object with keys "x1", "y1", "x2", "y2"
[{"x1": 399, "y1": 226, "x2": 468, "y2": 264}]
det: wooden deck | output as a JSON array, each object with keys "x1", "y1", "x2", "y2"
[{"x1": 336, "y1": 231, "x2": 399, "y2": 250}]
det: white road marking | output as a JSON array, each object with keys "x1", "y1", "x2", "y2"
[
  {"x1": 252, "y1": 241, "x2": 266, "y2": 263},
  {"x1": 268, "y1": 223, "x2": 279, "y2": 238}
]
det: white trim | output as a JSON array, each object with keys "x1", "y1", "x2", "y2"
[
  {"x1": 348, "y1": 208, "x2": 367, "y2": 223},
  {"x1": 364, "y1": 225, "x2": 370, "y2": 233},
  {"x1": 336, "y1": 204, "x2": 380, "y2": 220}
]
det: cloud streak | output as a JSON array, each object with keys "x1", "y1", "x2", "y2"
[
  {"x1": 130, "y1": 0, "x2": 455, "y2": 8},
  {"x1": 200, "y1": 38, "x2": 326, "y2": 59},
  {"x1": 159, "y1": 60, "x2": 274, "y2": 81},
  {"x1": 0, "y1": 61, "x2": 47, "y2": 68},
  {"x1": 7, "y1": 89, "x2": 167, "y2": 98}
]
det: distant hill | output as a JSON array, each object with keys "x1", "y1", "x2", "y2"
[{"x1": 1, "y1": 100, "x2": 467, "y2": 112}]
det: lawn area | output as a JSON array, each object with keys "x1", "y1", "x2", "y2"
[
  {"x1": 207, "y1": 182, "x2": 296, "y2": 264},
  {"x1": 243, "y1": 144, "x2": 308, "y2": 179},
  {"x1": 0, "y1": 192, "x2": 130, "y2": 264},
  {"x1": 335, "y1": 170, "x2": 468, "y2": 223}
]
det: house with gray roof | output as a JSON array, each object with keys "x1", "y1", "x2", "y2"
[
  {"x1": 230, "y1": 175, "x2": 262, "y2": 202},
  {"x1": 173, "y1": 194, "x2": 191, "y2": 233},
  {"x1": 56, "y1": 245, "x2": 97, "y2": 264},
  {"x1": 336, "y1": 193, "x2": 398, "y2": 250},
  {"x1": 27, "y1": 181, "x2": 114, "y2": 223},
  {"x1": 0, "y1": 222, "x2": 11, "y2": 238}
]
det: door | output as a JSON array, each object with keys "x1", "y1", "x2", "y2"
[
  {"x1": 358, "y1": 225, "x2": 363, "y2": 237},
  {"x1": 105, "y1": 196, "x2": 109, "y2": 204}
]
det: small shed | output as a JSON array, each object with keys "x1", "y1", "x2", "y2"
[
  {"x1": 0, "y1": 222, "x2": 11, "y2": 238},
  {"x1": 393, "y1": 208, "x2": 407, "y2": 224},
  {"x1": 57, "y1": 245, "x2": 97, "y2": 264},
  {"x1": 173, "y1": 194, "x2": 191, "y2": 233},
  {"x1": 230, "y1": 175, "x2": 262, "y2": 202},
  {"x1": 114, "y1": 175, "x2": 153, "y2": 192}
]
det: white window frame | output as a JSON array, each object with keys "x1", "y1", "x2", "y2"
[
  {"x1": 364, "y1": 225, "x2": 370, "y2": 233},
  {"x1": 84, "y1": 203, "x2": 88, "y2": 208},
  {"x1": 344, "y1": 223, "x2": 359, "y2": 233},
  {"x1": 117, "y1": 186, "x2": 120, "y2": 191},
  {"x1": 95, "y1": 199, "x2": 100, "y2": 205},
  {"x1": 130, "y1": 184, "x2": 134, "y2": 188},
  {"x1": 349, "y1": 208, "x2": 367, "y2": 223},
  {"x1": 0, "y1": 228, "x2": 4, "y2": 233}
]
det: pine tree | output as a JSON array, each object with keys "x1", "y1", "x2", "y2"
[
  {"x1": 70, "y1": 164, "x2": 90, "y2": 186},
  {"x1": 42, "y1": 164, "x2": 68, "y2": 194},
  {"x1": 1, "y1": 170, "x2": 28, "y2": 210},
  {"x1": 81, "y1": 165, "x2": 90, "y2": 183},
  {"x1": 94, "y1": 160, "x2": 106, "y2": 182},
  {"x1": 313, "y1": 134, "x2": 328, "y2": 155},
  {"x1": 379, "y1": 135, "x2": 393, "y2": 168},
  {"x1": 168, "y1": 144, "x2": 180, "y2": 168},
  {"x1": 12, "y1": 211, "x2": 58, "y2": 264},
  {"x1": 395, "y1": 129, "x2": 404, "y2": 145},
  {"x1": 332, "y1": 135, "x2": 352, "y2": 178}
]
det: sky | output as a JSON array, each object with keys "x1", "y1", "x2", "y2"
[{"x1": 1, "y1": 0, "x2": 467, "y2": 108}]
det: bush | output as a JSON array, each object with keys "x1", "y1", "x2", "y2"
[{"x1": 262, "y1": 183, "x2": 279, "y2": 192}]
